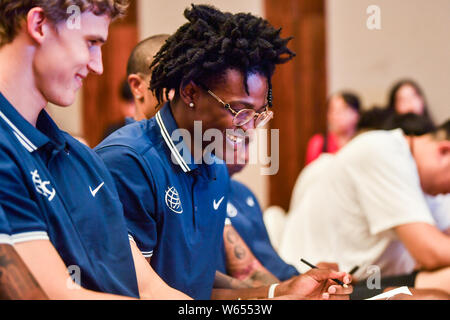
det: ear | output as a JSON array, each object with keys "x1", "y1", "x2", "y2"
[
  {"x1": 128, "y1": 74, "x2": 146, "y2": 101},
  {"x1": 26, "y1": 7, "x2": 50, "y2": 45},
  {"x1": 179, "y1": 81, "x2": 200, "y2": 106}
]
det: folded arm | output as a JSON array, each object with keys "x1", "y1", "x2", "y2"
[{"x1": 395, "y1": 223, "x2": 450, "y2": 270}]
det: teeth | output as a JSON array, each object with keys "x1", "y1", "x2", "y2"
[{"x1": 226, "y1": 133, "x2": 243, "y2": 144}]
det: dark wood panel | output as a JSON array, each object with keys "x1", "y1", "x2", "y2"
[
  {"x1": 265, "y1": 0, "x2": 327, "y2": 211},
  {"x1": 82, "y1": 0, "x2": 137, "y2": 147}
]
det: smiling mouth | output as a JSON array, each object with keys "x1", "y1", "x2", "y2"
[
  {"x1": 75, "y1": 74, "x2": 85, "y2": 87},
  {"x1": 226, "y1": 132, "x2": 245, "y2": 145}
]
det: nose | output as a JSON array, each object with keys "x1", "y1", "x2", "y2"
[
  {"x1": 88, "y1": 49, "x2": 104, "y2": 75},
  {"x1": 239, "y1": 115, "x2": 256, "y2": 131}
]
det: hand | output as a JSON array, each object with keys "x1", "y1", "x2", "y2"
[
  {"x1": 277, "y1": 269, "x2": 353, "y2": 300},
  {"x1": 317, "y1": 262, "x2": 340, "y2": 271}
]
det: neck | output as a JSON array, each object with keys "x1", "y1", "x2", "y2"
[
  {"x1": 333, "y1": 129, "x2": 355, "y2": 147},
  {"x1": 0, "y1": 38, "x2": 47, "y2": 127},
  {"x1": 170, "y1": 99, "x2": 204, "y2": 163}
]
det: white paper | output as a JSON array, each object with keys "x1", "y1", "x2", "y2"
[{"x1": 365, "y1": 286, "x2": 413, "y2": 300}]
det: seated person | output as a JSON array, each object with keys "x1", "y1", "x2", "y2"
[
  {"x1": 305, "y1": 92, "x2": 360, "y2": 165},
  {"x1": 218, "y1": 162, "x2": 448, "y2": 299},
  {"x1": 126, "y1": 34, "x2": 170, "y2": 120},
  {"x1": 280, "y1": 119, "x2": 450, "y2": 292},
  {"x1": 0, "y1": 0, "x2": 189, "y2": 300},
  {"x1": 97, "y1": 4, "x2": 352, "y2": 300}
]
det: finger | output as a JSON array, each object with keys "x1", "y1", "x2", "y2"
[
  {"x1": 328, "y1": 285, "x2": 353, "y2": 295},
  {"x1": 308, "y1": 269, "x2": 350, "y2": 283},
  {"x1": 328, "y1": 293, "x2": 350, "y2": 301},
  {"x1": 317, "y1": 262, "x2": 340, "y2": 271}
]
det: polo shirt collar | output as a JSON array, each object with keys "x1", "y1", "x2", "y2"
[
  {"x1": 155, "y1": 103, "x2": 197, "y2": 173},
  {"x1": 0, "y1": 92, "x2": 67, "y2": 153}
]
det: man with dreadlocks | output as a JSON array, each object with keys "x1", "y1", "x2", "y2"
[{"x1": 96, "y1": 4, "x2": 352, "y2": 300}]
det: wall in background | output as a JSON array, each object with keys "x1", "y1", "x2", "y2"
[{"x1": 326, "y1": 0, "x2": 450, "y2": 122}]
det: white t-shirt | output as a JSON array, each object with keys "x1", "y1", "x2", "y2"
[{"x1": 279, "y1": 129, "x2": 435, "y2": 279}]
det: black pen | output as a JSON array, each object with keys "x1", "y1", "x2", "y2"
[
  {"x1": 300, "y1": 258, "x2": 348, "y2": 288},
  {"x1": 349, "y1": 266, "x2": 359, "y2": 276}
]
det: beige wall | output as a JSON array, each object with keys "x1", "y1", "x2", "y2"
[{"x1": 326, "y1": 0, "x2": 450, "y2": 122}]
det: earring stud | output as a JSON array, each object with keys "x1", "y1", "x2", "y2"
[{"x1": 189, "y1": 102, "x2": 195, "y2": 108}]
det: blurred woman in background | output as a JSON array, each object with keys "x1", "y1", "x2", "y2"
[
  {"x1": 305, "y1": 92, "x2": 361, "y2": 165},
  {"x1": 384, "y1": 79, "x2": 435, "y2": 127}
]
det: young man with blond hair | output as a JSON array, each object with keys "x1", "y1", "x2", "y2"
[{"x1": 0, "y1": 0, "x2": 189, "y2": 299}]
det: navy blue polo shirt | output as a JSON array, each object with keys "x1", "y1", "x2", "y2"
[
  {"x1": 0, "y1": 92, "x2": 139, "y2": 298},
  {"x1": 0, "y1": 205, "x2": 11, "y2": 245},
  {"x1": 219, "y1": 180, "x2": 299, "y2": 281},
  {"x1": 95, "y1": 103, "x2": 229, "y2": 300}
]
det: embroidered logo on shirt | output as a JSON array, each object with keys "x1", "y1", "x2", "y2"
[
  {"x1": 213, "y1": 196, "x2": 225, "y2": 211},
  {"x1": 165, "y1": 186, "x2": 183, "y2": 214},
  {"x1": 89, "y1": 182, "x2": 104, "y2": 197},
  {"x1": 30, "y1": 170, "x2": 56, "y2": 201},
  {"x1": 227, "y1": 202, "x2": 238, "y2": 218}
]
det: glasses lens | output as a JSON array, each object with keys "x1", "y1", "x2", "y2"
[
  {"x1": 233, "y1": 109, "x2": 256, "y2": 127},
  {"x1": 255, "y1": 111, "x2": 274, "y2": 128}
]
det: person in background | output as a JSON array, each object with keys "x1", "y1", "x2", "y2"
[
  {"x1": 305, "y1": 92, "x2": 361, "y2": 165},
  {"x1": 386, "y1": 79, "x2": 432, "y2": 117},
  {"x1": 127, "y1": 34, "x2": 170, "y2": 120},
  {"x1": 102, "y1": 79, "x2": 136, "y2": 139}
]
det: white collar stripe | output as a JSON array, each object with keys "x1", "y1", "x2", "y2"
[
  {"x1": 156, "y1": 112, "x2": 190, "y2": 173},
  {"x1": 13, "y1": 132, "x2": 34, "y2": 153},
  {"x1": 0, "y1": 110, "x2": 37, "y2": 151}
]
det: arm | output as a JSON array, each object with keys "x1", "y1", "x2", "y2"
[
  {"x1": 223, "y1": 225, "x2": 279, "y2": 287},
  {"x1": 395, "y1": 223, "x2": 450, "y2": 270},
  {"x1": 129, "y1": 240, "x2": 192, "y2": 300},
  {"x1": 212, "y1": 269, "x2": 353, "y2": 300},
  {"x1": 14, "y1": 240, "x2": 136, "y2": 300},
  {"x1": 0, "y1": 243, "x2": 48, "y2": 300}
]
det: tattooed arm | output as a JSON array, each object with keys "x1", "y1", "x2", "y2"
[
  {"x1": 223, "y1": 224, "x2": 279, "y2": 287},
  {"x1": 0, "y1": 244, "x2": 48, "y2": 300}
]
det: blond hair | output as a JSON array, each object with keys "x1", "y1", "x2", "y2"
[{"x1": 0, "y1": 0, "x2": 129, "y2": 47}]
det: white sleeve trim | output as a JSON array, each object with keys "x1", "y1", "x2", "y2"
[
  {"x1": 141, "y1": 250, "x2": 153, "y2": 258},
  {"x1": 11, "y1": 231, "x2": 49, "y2": 244},
  {"x1": 0, "y1": 234, "x2": 12, "y2": 245},
  {"x1": 128, "y1": 234, "x2": 153, "y2": 258}
]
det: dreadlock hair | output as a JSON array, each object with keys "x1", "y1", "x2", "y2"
[{"x1": 150, "y1": 4, "x2": 295, "y2": 107}]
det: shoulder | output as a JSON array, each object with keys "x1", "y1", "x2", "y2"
[
  {"x1": 96, "y1": 119, "x2": 158, "y2": 154},
  {"x1": 339, "y1": 129, "x2": 407, "y2": 162}
]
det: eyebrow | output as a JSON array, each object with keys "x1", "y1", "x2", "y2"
[{"x1": 86, "y1": 36, "x2": 107, "y2": 44}]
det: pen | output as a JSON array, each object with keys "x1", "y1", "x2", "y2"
[
  {"x1": 300, "y1": 258, "x2": 349, "y2": 288},
  {"x1": 348, "y1": 266, "x2": 359, "y2": 275}
]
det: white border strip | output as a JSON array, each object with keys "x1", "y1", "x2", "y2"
[
  {"x1": 141, "y1": 250, "x2": 153, "y2": 258},
  {"x1": 11, "y1": 231, "x2": 49, "y2": 244},
  {"x1": 155, "y1": 112, "x2": 190, "y2": 173},
  {"x1": 0, "y1": 110, "x2": 37, "y2": 151},
  {"x1": 0, "y1": 234, "x2": 12, "y2": 245}
]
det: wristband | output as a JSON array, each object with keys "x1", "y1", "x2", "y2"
[{"x1": 268, "y1": 283, "x2": 279, "y2": 299}]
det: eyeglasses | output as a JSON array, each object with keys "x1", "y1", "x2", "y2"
[{"x1": 202, "y1": 87, "x2": 274, "y2": 128}]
